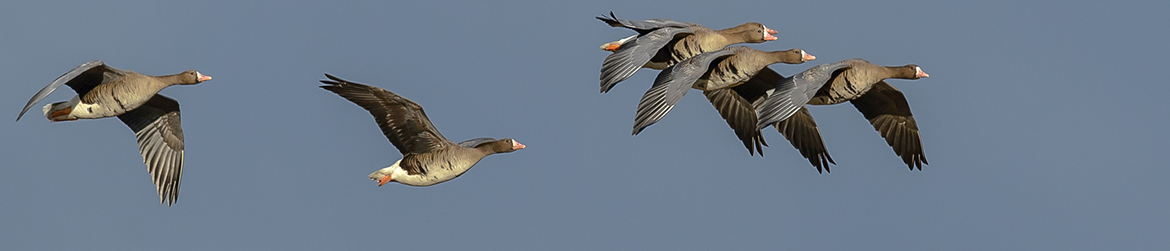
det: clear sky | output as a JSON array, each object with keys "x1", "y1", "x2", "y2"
[{"x1": 2, "y1": 0, "x2": 1168, "y2": 250}]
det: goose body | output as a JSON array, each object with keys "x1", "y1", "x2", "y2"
[
  {"x1": 16, "y1": 60, "x2": 210, "y2": 205},
  {"x1": 319, "y1": 74, "x2": 524, "y2": 187},
  {"x1": 19, "y1": 60, "x2": 210, "y2": 122}
]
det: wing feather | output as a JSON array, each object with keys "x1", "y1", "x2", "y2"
[
  {"x1": 850, "y1": 81, "x2": 928, "y2": 170},
  {"x1": 320, "y1": 74, "x2": 455, "y2": 174},
  {"x1": 117, "y1": 95, "x2": 184, "y2": 206}
]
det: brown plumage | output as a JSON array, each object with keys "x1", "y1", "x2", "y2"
[
  {"x1": 754, "y1": 59, "x2": 930, "y2": 171},
  {"x1": 18, "y1": 60, "x2": 209, "y2": 122},
  {"x1": 319, "y1": 74, "x2": 524, "y2": 187},
  {"x1": 848, "y1": 81, "x2": 927, "y2": 169},
  {"x1": 726, "y1": 67, "x2": 835, "y2": 172},
  {"x1": 597, "y1": 13, "x2": 779, "y2": 93},
  {"x1": 697, "y1": 48, "x2": 814, "y2": 155},
  {"x1": 648, "y1": 22, "x2": 779, "y2": 69},
  {"x1": 16, "y1": 60, "x2": 210, "y2": 206},
  {"x1": 633, "y1": 46, "x2": 814, "y2": 156},
  {"x1": 809, "y1": 59, "x2": 926, "y2": 105}
]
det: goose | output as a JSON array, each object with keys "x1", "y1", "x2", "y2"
[
  {"x1": 597, "y1": 12, "x2": 778, "y2": 93},
  {"x1": 756, "y1": 58, "x2": 930, "y2": 171},
  {"x1": 319, "y1": 74, "x2": 524, "y2": 187},
  {"x1": 631, "y1": 46, "x2": 814, "y2": 155},
  {"x1": 16, "y1": 60, "x2": 211, "y2": 205}
]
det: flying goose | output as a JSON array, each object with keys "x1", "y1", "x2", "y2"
[
  {"x1": 319, "y1": 74, "x2": 524, "y2": 187},
  {"x1": 597, "y1": 12, "x2": 778, "y2": 93},
  {"x1": 16, "y1": 60, "x2": 211, "y2": 205},
  {"x1": 631, "y1": 46, "x2": 814, "y2": 155},
  {"x1": 757, "y1": 58, "x2": 930, "y2": 171}
]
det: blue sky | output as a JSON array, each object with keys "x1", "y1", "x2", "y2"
[{"x1": 2, "y1": 0, "x2": 1168, "y2": 250}]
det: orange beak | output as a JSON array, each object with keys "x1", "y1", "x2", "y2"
[
  {"x1": 377, "y1": 175, "x2": 392, "y2": 187},
  {"x1": 916, "y1": 68, "x2": 930, "y2": 78},
  {"x1": 196, "y1": 72, "x2": 212, "y2": 82},
  {"x1": 802, "y1": 51, "x2": 816, "y2": 62},
  {"x1": 513, "y1": 141, "x2": 526, "y2": 150}
]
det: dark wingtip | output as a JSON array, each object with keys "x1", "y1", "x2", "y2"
[
  {"x1": 815, "y1": 161, "x2": 830, "y2": 174},
  {"x1": 323, "y1": 73, "x2": 344, "y2": 82},
  {"x1": 320, "y1": 73, "x2": 349, "y2": 87},
  {"x1": 597, "y1": 11, "x2": 617, "y2": 23},
  {"x1": 758, "y1": 136, "x2": 768, "y2": 156},
  {"x1": 600, "y1": 81, "x2": 617, "y2": 93},
  {"x1": 811, "y1": 155, "x2": 833, "y2": 174},
  {"x1": 906, "y1": 155, "x2": 927, "y2": 171},
  {"x1": 747, "y1": 136, "x2": 765, "y2": 157}
]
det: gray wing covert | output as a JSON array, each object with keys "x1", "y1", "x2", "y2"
[
  {"x1": 756, "y1": 62, "x2": 851, "y2": 129},
  {"x1": 600, "y1": 26, "x2": 692, "y2": 93},
  {"x1": 17, "y1": 60, "x2": 123, "y2": 121},
  {"x1": 632, "y1": 48, "x2": 737, "y2": 135},
  {"x1": 596, "y1": 12, "x2": 688, "y2": 31}
]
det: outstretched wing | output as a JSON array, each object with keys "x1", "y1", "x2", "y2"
[
  {"x1": 850, "y1": 81, "x2": 928, "y2": 170},
  {"x1": 733, "y1": 67, "x2": 835, "y2": 172},
  {"x1": 600, "y1": 26, "x2": 692, "y2": 93},
  {"x1": 774, "y1": 107, "x2": 835, "y2": 173},
  {"x1": 117, "y1": 95, "x2": 185, "y2": 206},
  {"x1": 703, "y1": 89, "x2": 767, "y2": 156},
  {"x1": 17, "y1": 60, "x2": 126, "y2": 121},
  {"x1": 319, "y1": 74, "x2": 454, "y2": 159},
  {"x1": 632, "y1": 48, "x2": 738, "y2": 135},
  {"x1": 756, "y1": 61, "x2": 851, "y2": 130},
  {"x1": 596, "y1": 11, "x2": 688, "y2": 32}
]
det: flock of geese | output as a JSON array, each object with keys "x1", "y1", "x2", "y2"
[
  {"x1": 14, "y1": 12, "x2": 932, "y2": 206},
  {"x1": 596, "y1": 12, "x2": 931, "y2": 173}
]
